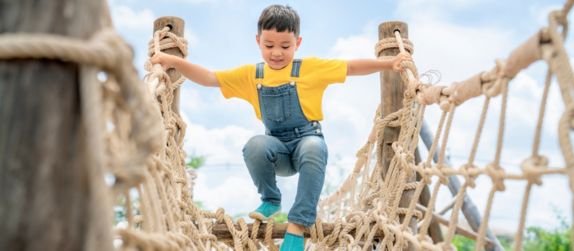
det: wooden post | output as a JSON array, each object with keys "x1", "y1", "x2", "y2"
[
  {"x1": 378, "y1": 21, "x2": 409, "y2": 178},
  {"x1": 0, "y1": 0, "x2": 113, "y2": 250},
  {"x1": 153, "y1": 16, "x2": 185, "y2": 116},
  {"x1": 378, "y1": 21, "x2": 417, "y2": 249}
]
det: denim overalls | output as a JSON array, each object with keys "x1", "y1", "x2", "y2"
[{"x1": 242, "y1": 60, "x2": 328, "y2": 227}]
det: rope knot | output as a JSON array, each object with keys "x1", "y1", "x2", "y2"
[
  {"x1": 148, "y1": 26, "x2": 189, "y2": 57},
  {"x1": 435, "y1": 165, "x2": 451, "y2": 185},
  {"x1": 550, "y1": 10, "x2": 569, "y2": 39},
  {"x1": 485, "y1": 163, "x2": 506, "y2": 191},
  {"x1": 378, "y1": 109, "x2": 402, "y2": 128},
  {"x1": 374, "y1": 37, "x2": 414, "y2": 56},
  {"x1": 482, "y1": 59, "x2": 510, "y2": 97},
  {"x1": 521, "y1": 155, "x2": 548, "y2": 185},
  {"x1": 462, "y1": 164, "x2": 479, "y2": 188},
  {"x1": 416, "y1": 83, "x2": 446, "y2": 106}
]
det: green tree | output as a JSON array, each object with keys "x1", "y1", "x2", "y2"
[
  {"x1": 186, "y1": 152, "x2": 207, "y2": 208},
  {"x1": 452, "y1": 235, "x2": 513, "y2": 251},
  {"x1": 523, "y1": 215, "x2": 571, "y2": 251},
  {"x1": 186, "y1": 153, "x2": 206, "y2": 170}
]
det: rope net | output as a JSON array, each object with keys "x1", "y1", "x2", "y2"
[
  {"x1": 112, "y1": 1, "x2": 574, "y2": 250},
  {"x1": 1, "y1": 0, "x2": 573, "y2": 250}
]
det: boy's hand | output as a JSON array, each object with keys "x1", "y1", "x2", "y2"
[
  {"x1": 391, "y1": 52, "x2": 412, "y2": 72},
  {"x1": 150, "y1": 52, "x2": 176, "y2": 70}
]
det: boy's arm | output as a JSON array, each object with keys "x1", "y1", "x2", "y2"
[
  {"x1": 150, "y1": 52, "x2": 220, "y2": 87},
  {"x1": 346, "y1": 52, "x2": 411, "y2": 76}
]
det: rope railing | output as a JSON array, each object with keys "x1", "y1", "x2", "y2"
[{"x1": 317, "y1": 2, "x2": 574, "y2": 250}]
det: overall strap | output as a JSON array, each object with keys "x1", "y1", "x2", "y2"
[
  {"x1": 291, "y1": 59, "x2": 302, "y2": 78},
  {"x1": 255, "y1": 62, "x2": 264, "y2": 79}
]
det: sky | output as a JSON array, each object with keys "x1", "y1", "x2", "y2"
[{"x1": 108, "y1": 0, "x2": 574, "y2": 234}]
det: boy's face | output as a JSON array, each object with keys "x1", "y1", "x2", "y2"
[{"x1": 256, "y1": 29, "x2": 302, "y2": 70}]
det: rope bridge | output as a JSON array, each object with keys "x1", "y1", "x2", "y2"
[{"x1": 0, "y1": 0, "x2": 573, "y2": 250}]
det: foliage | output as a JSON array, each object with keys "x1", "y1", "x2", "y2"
[
  {"x1": 194, "y1": 200, "x2": 204, "y2": 209},
  {"x1": 114, "y1": 206, "x2": 126, "y2": 225},
  {"x1": 523, "y1": 214, "x2": 571, "y2": 251},
  {"x1": 451, "y1": 235, "x2": 512, "y2": 251},
  {"x1": 273, "y1": 212, "x2": 288, "y2": 224},
  {"x1": 451, "y1": 217, "x2": 571, "y2": 251},
  {"x1": 451, "y1": 235, "x2": 477, "y2": 251},
  {"x1": 113, "y1": 195, "x2": 141, "y2": 225},
  {"x1": 496, "y1": 235, "x2": 513, "y2": 250},
  {"x1": 186, "y1": 153, "x2": 206, "y2": 170},
  {"x1": 114, "y1": 152, "x2": 207, "y2": 224},
  {"x1": 186, "y1": 152, "x2": 207, "y2": 208}
]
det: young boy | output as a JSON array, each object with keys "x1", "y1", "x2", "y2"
[{"x1": 151, "y1": 4, "x2": 411, "y2": 251}]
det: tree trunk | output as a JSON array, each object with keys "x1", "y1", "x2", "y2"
[{"x1": 0, "y1": 1, "x2": 113, "y2": 250}]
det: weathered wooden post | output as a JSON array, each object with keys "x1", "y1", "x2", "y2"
[
  {"x1": 153, "y1": 16, "x2": 185, "y2": 116},
  {"x1": 378, "y1": 21, "x2": 417, "y2": 249},
  {"x1": 0, "y1": 0, "x2": 113, "y2": 250},
  {"x1": 378, "y1": 21, "x2": 409, "y2": 182}
]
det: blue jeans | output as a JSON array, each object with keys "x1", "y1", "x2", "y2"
[
  {"x1": 243, "y1": 133, "x2": 328, "y2": 227},
  {"x1": 249, "y1": 63, "x2": 328, "y2": 227}
]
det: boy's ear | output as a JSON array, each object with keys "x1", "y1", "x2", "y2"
[
  {"x1": 296, "y1": 36, "x2": 302, "y2": 49},
  {"x1": 256, "y1": 34, "x2": 261, "y2": 46}
]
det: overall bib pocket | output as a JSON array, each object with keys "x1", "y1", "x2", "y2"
[{"x1": 260, "y1": 91, "x2": 292, "y2": 122}]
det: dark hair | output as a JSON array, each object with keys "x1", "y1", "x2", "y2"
[{"x1": 257, "y1": 5, "x2": 300, "y2": 36}]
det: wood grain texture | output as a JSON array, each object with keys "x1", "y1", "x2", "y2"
[{"x1": 0, "y1": 1, "x2": 113, "y2": 250}]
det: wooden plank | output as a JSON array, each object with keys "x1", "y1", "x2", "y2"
[
  {"x1": 0, "y1": 1, "x2": 113, "y2": 250},
  {"x1": 212, "y1": 223, "x2": 383, "y2": 240}
]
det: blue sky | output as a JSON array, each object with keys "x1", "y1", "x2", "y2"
[{"x1": 109, "y1": 0, "x2": 573, "y2": 234}]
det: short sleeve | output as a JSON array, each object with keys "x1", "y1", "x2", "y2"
[
  {"x1": 215, "y1": 64, "x2": 255, "y2": 99},
  {"x1": 301, "y1": 57, "x2": 348, "y2": 85}
]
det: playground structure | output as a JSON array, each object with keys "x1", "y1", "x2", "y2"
[{"x1": 1, "y1": 0, "x2": 574, "y2": 250}]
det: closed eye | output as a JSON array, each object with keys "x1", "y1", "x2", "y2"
[{"x1": 265, "y1": 45, "x2": 273, "y2": 49}]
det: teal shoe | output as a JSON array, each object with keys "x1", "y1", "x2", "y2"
[
  {"x1": 248, "y1": 202, "x2": 281, "y2": 221},
  {"x1": 280, "y1": 232, "x2": 304, "y2": 251}
]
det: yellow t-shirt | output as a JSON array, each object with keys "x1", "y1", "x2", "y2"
[{"x1": 215, "y1": 57, "x2": 347, "y2": 121}]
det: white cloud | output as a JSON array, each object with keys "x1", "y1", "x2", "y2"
[
  {"x1": 398, "y1": 0, "x2": 492, "y2": 9},
  {"x1": 330, "y1": 35, "x2": 377, "y2": 59},
  {"x1": 411, "y1": 22, "x2": 514, "y2": 83},
  {"x1": 151, "y1": 0, "x2": 242, "y2": 5},
  {"x1": 183, "y1": 123, "x2": 256, "y2": 164},
  {"x1": 194, "y1": 173, "x2": 259, "y2": 214},
  {"x1": 531, "y1": 3, "x2": 564, "y2": 26},
  {"x1": 110, "y1": 5, "x2": 155, "y2": 31},
  {"x1": 184, "y1": 28, "x2": 200, "y2": 48}
]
